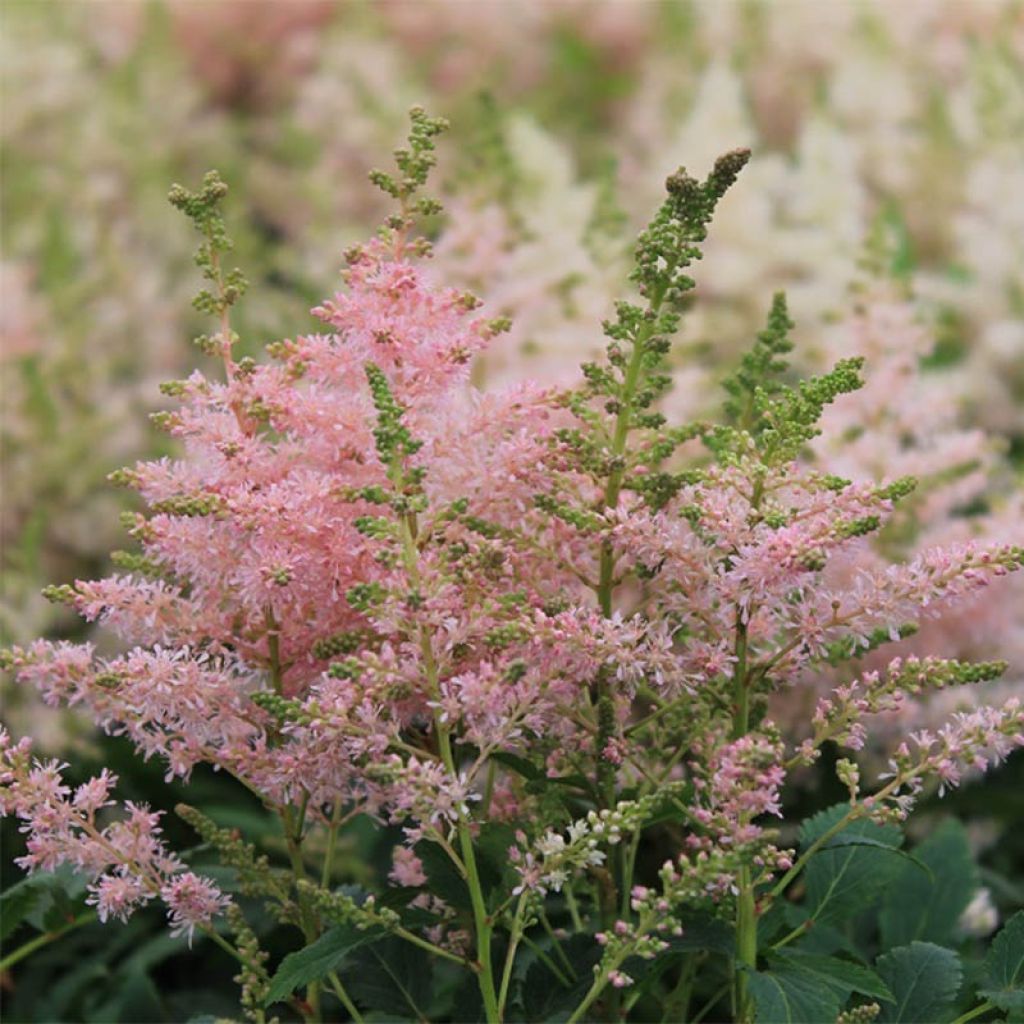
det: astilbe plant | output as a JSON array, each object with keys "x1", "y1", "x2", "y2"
[{"x1": 3, "y1": 110, "x2": 1023, "y2": 1024}]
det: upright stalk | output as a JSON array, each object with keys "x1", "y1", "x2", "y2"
[
  {"x1": 398, "y1": 509, "x2": 500, "y2": 1022},
  {"x1": 731, "y1": 559, "x2": 757, "y2": 1021}
]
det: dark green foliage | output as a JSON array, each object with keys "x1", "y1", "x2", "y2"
[
  {"x1": 880, "y1": 819, "x2": 978, "y2": 950},
  {"x1": 263, "y1": 923, "x2": 382, "y2": 1006},
  {"x1": 799, "y1": 804, "x2": 905, "y2": 927},
  {"x1": 875, "y1": 942, "x2": 962, "y2": 1023},
  {"x1": 979, "y1": 911, "x2": 1024, "y2": 1012},
  {"x1": 748, "y1": 952, "x2": 892, "y2": 1024}
]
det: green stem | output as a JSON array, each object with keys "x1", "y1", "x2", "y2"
[
  {"x1": 660, "y1": 953, "x2": 701, "y2": 1023},
  {"x1": 265, "y1": 606, "x2": 283, "y2": 696},
  {"x1": 321, "y1": 800, "x2": 343, "y2": 889},
  {"x1": 730, "y1": 613, "x2": 758, "y2": 1023},
  {"x1": 497, "y1": 894, "x2": 529, "y2": 1019},
  {"x1": 281, "y1": 803, "x2": 321, "y2": 1022},
  {"x1": 327, "y1": 970, "x2": 365, "y2": 1023},
  {"x1": 620, "y1": 831, "x2": 643, "y2": 919},
  {"x1": 539, "y1": 909, "x2": 576, "y2": 980},
  {"x1": 445, "y1": 732, "x2": 500, "y2": 1023},
  {"x1": 566, "y1": 972, "x2": 608, "y2": 1024},
  {"x1": 0, "y1": 911, "x2": 95, "y2": 972},
  {"x1": 769, "y1": 919, "x2": 811, "y2": 952},
  {"x1": 691, "y1": 981, "x2": 731, "y2": 1024},
  {"x1": 734, "y1": 868, "x2": 758, "y2": 1023},
  {"x1": 565, "y1": 884, "x2": 584, "y2": 932},
  {"x1": 398, "y1": 508, "x2": 500, "y2": 1022},
  {"x1": 951, "y1": 1000, "x2": 995, "y2": 1024}
]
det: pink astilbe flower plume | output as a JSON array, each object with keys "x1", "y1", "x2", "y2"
[{"x1": 2, "y1": 112, "x2": 1021, "y2": 1024}]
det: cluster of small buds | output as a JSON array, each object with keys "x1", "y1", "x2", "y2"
[
  {"x1": 836, "y1": 1003, "x2": 881, "y2": 1024},
  {"x1": 296, "y1": 878, "x2": 401, "y2": 933},
  {"x1": 801, "y1": 657, "x2": 1009, "y2": 760},
  {"x1": 225, "y1": 903, "x2": 272, "y2": 1024},
  {"x1": 591, "y1": 883, "x2": 689, "y2": 995},
  {"x1": 175, "y1": 803, "x2": 291, "y2": 908},
  {"x1": 509, "y1": 786, "x2": 691, "y2": 895},
  {"x1": 836, "y1": 758, "x2": 861, "y2": 801},
  {"x1": 594, "y1": 916, "x2": 669, "y2": 990},
  {"x1": 509, "y1": 818, "x2": 606, "y2": 896}
]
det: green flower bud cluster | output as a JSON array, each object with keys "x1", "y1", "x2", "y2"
[
  {"x1": 168, "y1": 170, "x2": 249, "y2": 321},
  {"x1": 150, "y1": 492, "x2": 227, "y2": 518},
  {"x1": 176, "y1": 803, "x2": 291, "y2": 907},
  {"x1": 311, "y1": 629, "x2": 376, "y2": 661},
  {"x1": 41, "y1": 583, "x2": 76, "y2": 605},
  {"x1": 296, "y1": 879, "x2": 401, "y2": 933},
  {"x1": 837, "y1": 1003, "x2": 881, "y2": 1023},
  {"x1": 109, "y1": 550, "x2": 168, "y2": 579},
  {"x1": 346, "y1": 581, "x2": 387, "y2": 613},
  {"x1": 365, "y1": 363, "x2": 423, "y2": 470},
  {"x1": 368, "y1": 106, "x2": 449, "y2": 220},
  {"x1": 836, "y1": 515, "x2": 883, "y2": 539},
  {"x1": 224, "y1": 903, "x2": 273, "y2": 1024},
  {"x1": 722, "y1": 292, "x2": 796, "y2": 431},
  {"x1": 533, "y1": 492, "x2": 602, "y2": 532}
]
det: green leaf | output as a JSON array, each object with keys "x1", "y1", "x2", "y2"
[
  {"x1": 264, "y1": 924, "x2": 382, "y2": 1006},
  {"x1": 822, "y1": 835, "x2": 932, "y2": 878},
  {"x1": 800, "y1": 804, "x2": 904, "y2": 926},
  {"x1": 747, "y1": 964, "x2": 842, "y2": 1023},
  {"x1": 415, "y1": 838, "x2": 471, "y2": 910},
  {"x1": 671, "y1": 913, "x2": 736, "y2": 958},
  {"x1": 489, "y1": 751, "x2": 542, "y2": 780},
  {"x1": 979, "y1": 911, "x2": 1024, "y2": 1011},
  {"x1": 880, "y1": 819, "x2": 977, "y2": 949},
  {"x1": 522, "y1": 933, "x2": 602, "y2": 1022},
  {"x1": 751, "y1": 949, "x2": 893, "y2": 1020},
  {"x1": 0, "y1": 878, "x2": 46, "y2": 941},
  {"x1": 342, "y1": 937, "x2": 434, "y2": 1020},
  {"x1": 875, "y1": 942, "x2": 962, "y2": 1023},
  {"x1": 769, "y1": 951, "x2": 893, "y2": 1001},
  {"x1": 476, "y1": 822, "x2": 519, "y2": 908}
]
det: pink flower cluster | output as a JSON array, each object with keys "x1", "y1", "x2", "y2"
[
  {"x1": 0, "y1": 730, "x2": 227, "y2": 943},
  {"x1": 2, "y1": 120, "x2": 1021, "y2": 1023}
]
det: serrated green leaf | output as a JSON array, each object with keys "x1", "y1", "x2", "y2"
[
  {"x1": 979, "y1": 911, "x2": 1024, "y2": 1011},
  {"x1": 264, "y1": 924, "x2": 382, "y2": 1006},
  {"x1": 800, "y1": 804, "x2": 904, "y2": 926},
  {"x1": 0, "y1": 878, "x2": 46, "y2": 941},
  {"x1": 822, "y1": 835, "x2": 933, "y2": 878},
  {"x1": 880, "y1": 819, "x2": 977, "y2": 949},
  {"x1": 750, "y1": 949, "x2": 890, "y2": 1022},
  {"x1": 769, "y1": 951, "x2": 893, "y2": 1001},
  {"x1": 747, "y1": 964, "x2": 842, "y2": 1023},
  {"x1": 875, "y1": 942, "x2": 961, "y2": 1023}
]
